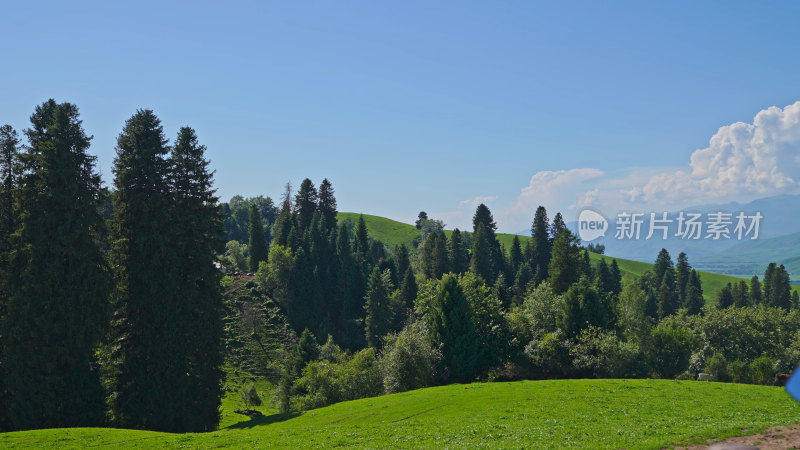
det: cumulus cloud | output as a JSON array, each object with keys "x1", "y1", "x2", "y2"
[{"x1": 625, "y1": 101, "x2": 800, "y2": 204}]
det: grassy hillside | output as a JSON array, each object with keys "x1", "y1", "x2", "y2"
[
  {"x1": 338, "y1": 212, "x2": 800, "y2": 303},
  {"x1": 3, "y1": 379, "x2": 799, "y2": 448}
]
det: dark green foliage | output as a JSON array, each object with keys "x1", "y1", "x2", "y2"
[
  {"x1": 364, "y1": 268, "x2": 394, "y2": 349},
  {"x1": 422, "y1": 232, "x2": 449, "y2": 279},
  {"x1": 581, "y1": 249, "x2": 593, "y2": 280},
  {"x1": 595, "y1": 259, "x2": 613, "y2": 295},
  {"x1": 647, "y1": 320, "x2": 694, "y2": 378},
  {"x1": 609, "y1": 260, "x2": 622, "y2": 297},
  {"x1": 530, "y1": 206, "x2": 550, "y2": 283},
  {"x1": 548, "y1": 229, "x2": 581, "y2": 295},
  {"x1": 550, "y1": 212, "x2": 566, "y2": 238},
  {"x1": 0, "y1": 124, "x2": 19, "y2": 429},
  {"x1": 353, "y1": 215, "x2": 370, "y2": 258},
  {"x1": 294, "y1": 178, "x2": 318, "y2": 234},
  {"x1": 560, "y1": 277, "x2": 611, "y2": 337},
  {"x1": 394, "y1": 244, "x2": 411, "y2": 279},
  {"x1": 732, "y1": 280, "x2": 750, "y2": 308},
  {"x1": 586, "y1": 243, "x2": 605, "y2": 254},
  {"x1": 290, "y1": 246, "x2": 324, "y2": 334},
  {"x1": 717, "y1": 283, "x2": 734, "y2": 309},
  {"x1": 749, "y1": 275, "x2": 763, "y2": 305},
  {"x1": 415, "y1": 211, "x2": 428, "y2": 230},
  {"x1": 763, "y1": 263, "x2": 777, "y2": 307},
  {"x1": 108, "y1": 110, "x2": 183, "y2": 432},
  {"x1": 448, "y1": 228, "x2": 470, "y2": 274},
  {"x1": 427, "y1": 275, "x2": 479, "y2": 383},
  {"x1": 656, "y1": 270, "x2": 678, "y2": 319},
  {"x1": 653, "y1": 248, "x2": 673, "y2": 284},
  {"x1": 512, "y1": 262, "x2": 533, "y2": 306},
  {"x1": 675, "y1": 252, "x2": 690, "y2": 305},
  {"x1": 317, "y1": 178, "x2": 337, "y2": 234},
  {"x1": 509, "y1": 235, "x2": 523, "y2": 275},
  {"x1": 4, "y1": 100, "x2": 110, "y2": 430},
  {"x1": 685, "y1": 270, "x2": 704, "y2": 316},
  {"x1": 794, "y1": 291, "x2": 800, "y2": 310},
  {"x1": 219, "y1": 195, "x2": 278, "y2": 243},
  {"x1": 272, "y1": 183, "x2": 294, "y2": 247},
  {"x1": 398, "y1": 267, "x2": 418, "y2": 310},
  {"x1": 169, "y1": 126, "x2": 225, "y2": 431},
  {"x1": 470, "y1": 204, "x2": 502, "y2": 285},
  {"x1": 247, "y1": 203, "x2": 269, "y2": 272}
]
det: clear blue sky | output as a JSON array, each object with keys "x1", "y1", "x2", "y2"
[{"x1": 2, "y1": 1, "x2": 800, "y2": 231}]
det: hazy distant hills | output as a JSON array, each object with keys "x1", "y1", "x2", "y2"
[{"x1": 524, "y1": 194, "x2": 800, "y2": 279}]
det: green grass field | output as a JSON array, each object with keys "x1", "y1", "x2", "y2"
[
  {"x1": 2, "y1": 379, "x2": 799, "y2": 448},
  {"x1": 338, "y1": 212, "x2": 800, "y2": 304}
]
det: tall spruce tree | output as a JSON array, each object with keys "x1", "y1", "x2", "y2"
[
  {"x1": 675, "y1": 252, "x2": 691, "y2": 305},
  {"x1": 656, "y1": 270, "x2": 678, "y2": 318},
  {"x1": 717, "y1": 283, "x2": 734, "y2": 309},
  {"x1": 169, "y1": 127, "x2": 225, "y2": 431},
  {"x1": 428, "y1": 274, "x2": 478, "y2": 383},
  {"x1": 732, "y1": 279, "x2": 749, "y2": 308},
  {"x1": 364, "y1": 268, "x2": 394, "y2": 349},
  {"x1": 749, "y1": 275, "x2": 763, "y2": 305},
  {"x1": 4, "y1": 100, "x2": 110, "y2": 429},
  {"x1": 470, "y1": 204, "x2": 501, "y2": 284},
  {"x1": 108, "y1": 109, "x2": 183, "y2": 431},
  {"x1": 685, "y1": 270, "x2": 704, "y2": 316},
  {"x1": 609, "y1": 259, "x2": 622, "y2": 297},
  {"x1": 530, "y1": 206, "x2": 550, "y2": 283},
  {"x1": 653, "y1": 248, "x2": 674, "y2": 284},
  {"x1": 272, "y1": 182, "x2": 293, "y2": 247},
  {"x1": 509, "y1": 235, "x2": 523, "y2": 276},
  {"x1": 294, "y1": 178, "x2": 318, "y2": 233},
  {"x1": 318, "y1": 178, "x2": 337, "y2": 233},
  {"x1": 248, "y1": 203, "x2": 268, "y2": 272},
  {"x1": 763, "y1": 263, "x2": 777, "y2": 306},
  {"x1": 449, "y1": 228, "x2": 470, "y2": 274},
  {"x1": 550, "y1": 212, "x2": 566, "y2": 238},
  {"x1": 0, "y1": 124, "x2": 19, "y2": 429},
  {"x1": 548, "y1": 229, "x2": 581, "y2": 294}
]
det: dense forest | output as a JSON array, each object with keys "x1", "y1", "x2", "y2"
[{"x1": 1, "y1": 100, "x2": 799, "y2": 433}]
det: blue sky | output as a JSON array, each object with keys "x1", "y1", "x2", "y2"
[{"x1": 2, "y1": 1, "x2": 800, "y2": 231}]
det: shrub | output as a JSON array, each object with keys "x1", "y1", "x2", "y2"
[
  {"x1": 293, "y1": 348, "x2": 382, "y2": 410},
  {"x1": 749, "y1": 356, "x2": 775, "y2": 385},
  {"x1": 239, "y1": 383, "x2": 262, "y2": 409},
  {"x1": 705, "y1": 353, "x2": 728, "y2": 382},
  {"x1": 380, "y1": 321, "x2": 441, "y2": 393},
  {"x1": 728, "y1": 360, "x2": 749, "y2": 383},
  {"x1": 524, "y1": 330, "x2": 573, "y2": 378},
  {"x1": 571, "y1": 326, "x2": 643, "y2": 378},
  {"x1": 648, "y1": 320, "x2": 695, "y2": 378}
]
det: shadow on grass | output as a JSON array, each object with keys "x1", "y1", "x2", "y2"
[{"x1": 225, "y1": 411, "x2": 302, "y2": 430}]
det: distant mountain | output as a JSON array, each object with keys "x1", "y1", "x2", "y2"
[{"x1": 566, "y1": 194, "x2": 800, "y2": 279}]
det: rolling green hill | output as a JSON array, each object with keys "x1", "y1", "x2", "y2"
[
  {"x1": 2, "y1": 379, "x2": 799, "y2": 448},
  {"x1": 338, "y1": 212, "x2": 800, "y2": 303}
]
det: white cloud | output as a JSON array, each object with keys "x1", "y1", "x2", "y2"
[{"x1": 434, "y1": 195, "x2": 499, "y2": 231}]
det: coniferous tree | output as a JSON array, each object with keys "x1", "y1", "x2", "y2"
[
  {"x1": 428, "y1": 274, "x2": 478, "y2": 383},
  {"x1": 609, "y1": 260, "x2": 622, "y2": 297},
  {"x1": 364, "y1": 268, "x2": 394, "y2": 349},
  {"x1": 580, "y1": 249, "x2": 593, "y2": 280},
  {"x1": 530, "y1": 206, "x2": 550, "y2": 283},
  {"x1": 0, "y1": 124, "x2": 19, "y2": 428},
  {"x1": 732, "y1": 280, "x2": 750, "y2": 308},
  {"x1": 675, "y1": 252, "x2": 691, "y2": 305},
  {"x1": 749, "y1": 275, "x2": 763, "y2": 305},
  {"x1": 656, "y1": 270, "x2": 678, "y2": 318},
  {"x1": 108, "y1": 109, "x2": 182, "y2": 431},
  {"x1": 317, "y1": 178, "x2": 337, "y2": 233},
  {"x1": 415, "y1": 211, "x2": 428, "y2": 229},
  {"x1": 272, "y1": 182, "x2": 293, "y2": 247},
  {"x1": 449, "y1": 228, "x2": 470, "y2": 274},
  {"x1": 509, "y1": 235, "x2": 523, "y2": 276},
  {"x1": 248, "y1": 203, "x2": 269, "y2": 272},
  {"x1": 290, "y1": 245, "x2": 324, "y2": 334},
  {"x1": 353, "y1": 214, "x2": 370, "y2": 258},
  {"x1": 422, "y1": 232, "x2": 449, "y2": 279},
  {"x1": 294, "y1": 178, "x2": 318, "y2": 233},
  {"x1": 717, "y1": 283, "x2": 734, "y2": 309},
  {"x1": 595, "y1": 259, "x2": 613, "y2": 295},
  {"x1": 548, "y1": 229, "x2": 581, "y2": 294},
  {"x1": 398, "y1": 266, "x2": 418, "y2": 310},
  {"x1": 512, "y1": 262, "x2": 533, "y2": 305},
  {"x1": 550, "y1": 212, "x2": 566, "y2": 238},
  {"x1": 793, "y1": 291, "x2": 800, "y2": 310},
  {"x1": 470, "y1": 204, "x2": 501, "y2": 284},
  {"x1": 775, "y1": 265, "x2": 792, "y2": 310},
  {"x1": 5, "y1": 100, "x2": 110, "y2": 430},
  {"x1": 763, "y1": 263, "x2": 777, "y2": 306},
  {"x1": 653, "y1": 248, "x2": 673, "y2": 284},
  {"x1": 394, "y1": 244, "x2": 411, "y2": 278},
  {"x1": 685, "y1": 270, "x2": 704, "y2": 316},
  {"x1": 169, "y1": 126, "x2": 225, "y2": 431}
]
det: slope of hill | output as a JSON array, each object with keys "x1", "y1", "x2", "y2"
[
  {"x1": 338, "y1": 212, "x2": 800, "y2": 303},
  {"x1": 2, "y1": 379, "x2": 798, "y2": 448}
]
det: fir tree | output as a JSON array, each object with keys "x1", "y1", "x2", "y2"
[
  {"x1": 609, "y1": 260, "x2": 622, "y2": 297},
  {"x1": 428, "y1": 275, "x2": 478, "y2": 383},
  {"x1": 470, "y1": 204, "x2": 501, "y2": 284},
  {"x1": 108, "y1": 109, "x2": 182, "y2": 431},
  {"x1": 422, "y1": 232, "x2": 449, "y2": 279},
  {"x1": 656, "y1": 270, "x2": 678, "y2": 318},
  {"x1": 169, "y1": 127, "x2": 225, "y2": 431},
  {"x1": 717, "y1": 283, "x2": 734, "y2": 309},
  {"x1": 0, "y1": 124, "x2": 19, "y2": 428},
  {"x1": 398, "y1": 266, "x2": 418, "y2": 310},
  {"x1": 685, "y1": 270, "x2": 704, "y2": 316},
  {"x1": 509, "y1": 235, "x2": 523, "y2": 276},
  {"x1": 774, "y1": 265, "x2": 792, "y2": 310},
  {"x1": 5, "y1": 100, "x2": 110, "y2": 429},
  {"x1": 248, "y1": 203, "x2": 269, "y2": 272},
  {"x1": 581, "y1": 249, "x2": 593, "y2": 280},
  {"x1": 732, "y1": 279, "x2": 750, "y2": 308},
  {"x1": 793, "y1": 291, "x2": 799, "y2": 310},
  {"x1": 548, "y1": 229, "x2": 581, "y2": 294},
  {"x1": 595, "y1": 258, "x2": 613, "y2": 294},
  {"x1": 512, "y1": 262, "x2": 533, "y2": 305},
  {"x1": 449, "y1": 228, "x2": 470, "y2": 274},
  {"x1": 550, "y1": 212, "x2": 566, "y2": 239},
  {"x1": 353, "y1": 214, "x2": 370, "y2": 257},
  {"x1": 272, "y1": 182, "x2": 293, "y2": 247},
  {"x1": 763, "y1": 263, "x2": 777, "y2": 306},
  {"x1": 364, "y1": 268, "x2": 394, "y2": 349},
  {"x1": 394, "y1": 244, "x2": 411, "y2": 278},
  {"x1": 675, "y1": 252, "x2": 691, "y2": 305},
  {"x1": 749, "y1": 275, "x2": 763, "y2": 305},
  {"x1": 653, "y1": 248, "x2": 674, "y2": 284},
  {"x1": 294, "y1": 178, "x2": 318, "y2": 233},
  {"x1": 317, "y1": 178, "x2": 337, "y2": 233},
  {"x1": 530, "y1": 206, "x2": 550, "y2": 283}
]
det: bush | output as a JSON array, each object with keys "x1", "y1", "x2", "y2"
[
  {"x1": 648, "y1": 320, "x2": 695, "y2": 378},
  {"x1": 728, "y1": 360, "x2": 748, "y2": 383},
  {"x1": 239, "y1": 383, "x2": 262, "y2": 409},
  {"x1": 293, "y1": 348, "x2": 383, "y2": 410},
  {"x1": 705, "y1": 353, "x2": 728, "y2": 382},
  {"x1": 571, "y1": 326, "x2": 643, "y2": 378},
  {"x1": 749, "y1": 356, "x2": 775, "y2": 385},
  {"x1": 524, "y1": 330, "x2": 573, "y2": 378},
  {"x1": 380, "y1": 321, "x2": 441, "y2": 393}
]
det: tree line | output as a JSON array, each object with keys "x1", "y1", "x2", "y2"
[{"x1": 0, "y1": 101, "x2": 223, "y2": 432}]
